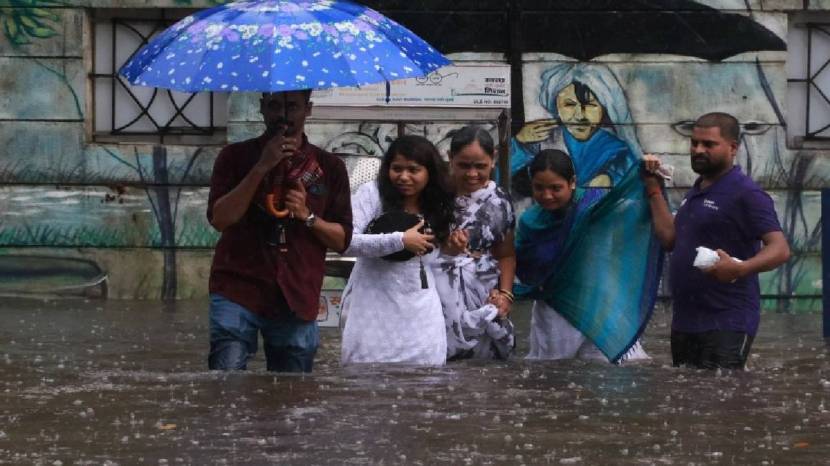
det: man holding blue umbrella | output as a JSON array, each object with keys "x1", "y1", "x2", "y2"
[
  {"x1": 206, "y1": 89, "x2": 352, "y2": 372},
  {"x1": 118, "y1": 0, "x2": 452, "y2": 371}
]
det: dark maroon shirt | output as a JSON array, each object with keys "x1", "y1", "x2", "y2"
[
  {"x1": 207, "y1": 134, "x2": 352, "y2": 321},
  {"x1": 669, "y1": 166, "x2": 782, "y2": 336}
]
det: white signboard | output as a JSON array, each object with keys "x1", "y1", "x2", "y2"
[
  {"x1": 317, "y1": 289, "x2": 343, "y2": 328},
  {"x1": 312, "y1": 64, "x2": 511, "y2": 108}
]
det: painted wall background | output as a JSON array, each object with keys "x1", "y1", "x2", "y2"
[{"x1": 0, "y1": 0, "x2": 824, "y2": 313}]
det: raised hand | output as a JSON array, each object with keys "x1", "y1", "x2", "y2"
[
  {"x1": 515, "y1": 119, "x2": 558, "y2": 144},
  {"x1": 642, "y1": 153, "x2": 662, "y2": 174},
  {"x1": 257, "y1": 130, "x2": 299, "y2": 172},
  {"x1": 641, "y1": 153, "x2": 664, "y2": 189}
]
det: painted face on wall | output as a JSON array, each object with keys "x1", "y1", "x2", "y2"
[
  {"x1": 449, "y1": 140, "x2": 495, "y2": 195},
  {"x1": 556, "y1": 83, "x2": 604, "y2": 141},
  {"x1": 531, "y1": 169, "x2": 576, "y2": 212},
  {"x1": 689, "y1": 125, "x2": 737, "y2": 177},
  {"x1": 388, "y1": 154, "x2": 429, "y2": 200}
]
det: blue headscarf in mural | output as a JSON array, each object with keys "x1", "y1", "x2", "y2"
[
  {"x1": 511, "y1": 63, "x2": 642, "y2": 181},
  {"x1": 512, "y1": 63, "x2": 662, "y2": 362}
]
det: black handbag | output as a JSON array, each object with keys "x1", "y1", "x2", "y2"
[
  {"x1": 366, "y1": 210, "x2": 432, "y2": 288},
  {"x1": 366, "y1": 211, "x2": 426, "y2": 262}
]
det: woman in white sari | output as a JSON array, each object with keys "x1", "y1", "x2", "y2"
[{"x1": 434, "y1": 126, "x2": 517, "y2": 360}]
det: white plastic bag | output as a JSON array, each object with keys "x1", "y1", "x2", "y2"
[
  {"x1": 693, "y1": 246, "x2": 720, "y2": 270},
  {"x1": 693, "y1": 246, "x2": 743, "y2": 270},
  {"x1": 655, "y1": 164, "x2": 674, "y2": 182}
]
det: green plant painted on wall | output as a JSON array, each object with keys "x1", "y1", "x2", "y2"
[
  {"x1": 0, "y1": 0, "x2": 64, "y2": 46},
  {"x1": 0, "y1": 0, "x2": 81, "y2": 118}
]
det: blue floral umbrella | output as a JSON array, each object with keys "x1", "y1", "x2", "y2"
[{"x1": 118, "y1": 0, "x2": 451, "y2": 93}]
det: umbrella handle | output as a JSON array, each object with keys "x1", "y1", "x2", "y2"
[
  {"x1": 264, "y1": 155, "x2": 295, "y2": 219},
  {"x1": 265, "y1": 192, "x2": 290, "y2": 218}
]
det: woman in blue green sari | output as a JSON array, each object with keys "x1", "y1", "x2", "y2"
[
  {"x1": 512, "y1": 64, "x2": 664, "y2": 362},
  {"x1": 516, "y1": 150, "x2": 657, "y2": 362}
]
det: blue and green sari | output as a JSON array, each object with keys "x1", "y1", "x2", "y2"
[{"x1": 513, "y1": 130, "x2": 663, "y2": 363}]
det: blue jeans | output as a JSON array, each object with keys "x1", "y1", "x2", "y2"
[{"x1": 208, "y1": 294, "x2": 319, "y2": 373}]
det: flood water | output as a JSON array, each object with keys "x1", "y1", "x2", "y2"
[{"x1": 1, "y1": 298, "x2": 829, "y2": 465}]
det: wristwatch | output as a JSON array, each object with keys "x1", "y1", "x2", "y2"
[{"x1": 304, "y1": 212, "x2": 317, "y2": 228}]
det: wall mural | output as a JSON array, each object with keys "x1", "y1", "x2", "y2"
[
  {"x1": 0, "y1": 0, "x2": 69, "y2": 46},
  {"x1": 0, "y1": 1, "x2": 82, "y2": 118},
  {"x1": 512, "y1": 60, "x2": 820, "y2": 312},
  {"x1": 0, "y1": 1, "x2": 822, "y2": 311}
]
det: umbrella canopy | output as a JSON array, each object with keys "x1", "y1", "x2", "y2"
[
  {"x1": 119, "y1": 0, "x2": 451, "y2": 93},
  {"x1": 517, "y1": 0, "x2": 785, "y2": 61}
]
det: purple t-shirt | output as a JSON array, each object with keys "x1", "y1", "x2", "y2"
[{"x1": 669, "y1": 166, "x2": 782, "y2": 336}]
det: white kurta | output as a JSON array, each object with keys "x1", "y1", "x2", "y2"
[{"x1": 340, "y1": 182, "x2": 446, "y2": 366}]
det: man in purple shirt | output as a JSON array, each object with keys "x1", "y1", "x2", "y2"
[{"x1": 643, "y1": 112, "x2": 790, "y2": 369}]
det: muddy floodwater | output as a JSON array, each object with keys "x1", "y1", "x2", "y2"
[{"x1": 1, "y1": 298, "x2": 830, "y2": 465}]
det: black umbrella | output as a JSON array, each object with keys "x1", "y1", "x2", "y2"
[
  {"x1": 374, "y1": 0, "x2": 786, "y2": 129},
  {"x1": 382, "y1": 0, "x2": 784, "y2": 61},
  {"x1": 518, "y1": 0, "x2": 785, "y2": 61}
]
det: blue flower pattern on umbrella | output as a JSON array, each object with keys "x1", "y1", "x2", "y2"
[{"x1": 120, "y1": 0, "x2": 451, "y2": 92}]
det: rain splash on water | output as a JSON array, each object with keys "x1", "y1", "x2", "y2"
[{"x1": 1, "y1": 298, "x2": 829, "y2": 464}]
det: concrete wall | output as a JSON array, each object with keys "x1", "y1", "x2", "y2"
[{"x1": 0, "y1": 0, "x2": 824, "y2": 311}]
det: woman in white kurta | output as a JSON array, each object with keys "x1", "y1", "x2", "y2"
[{"x1": 340, "y1": 135, "x2": 455, "y2": 366}]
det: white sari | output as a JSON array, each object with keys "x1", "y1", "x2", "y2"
[{"x1": 433, "y1": 181, "x2": 516, "y2": 360}]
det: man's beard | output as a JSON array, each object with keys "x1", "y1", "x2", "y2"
[{"x1": 691, "y1": 155, "x2": 725, "y2": 176}]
